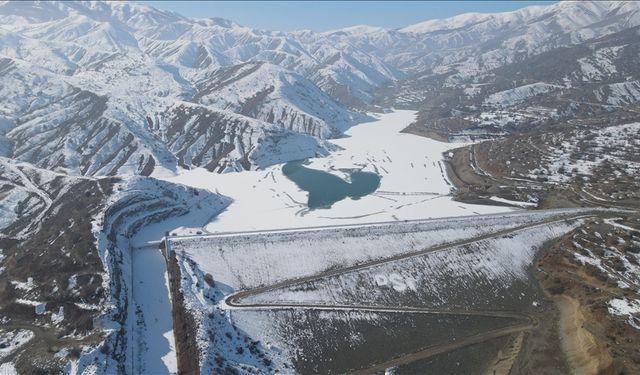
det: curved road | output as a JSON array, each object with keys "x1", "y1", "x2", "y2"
[
  {"x1": 218, "y1": 209, "x2": 616, "y2": 373},
  {"x1": 225, "y1": 210, "x2": 600, "y2": 307}
]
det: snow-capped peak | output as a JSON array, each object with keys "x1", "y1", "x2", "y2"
[
  {"x1": 397, "y1": 1, "x2": 614, "y2": 34},
  {"x1": 322, "y1": 24, "x2": 388, "y2": 36}
]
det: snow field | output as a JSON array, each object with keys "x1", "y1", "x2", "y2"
[
  {"x1": 161, "y1": 110, "x2": 513, "y2": 234},
  {"x1": 130, "y1": 248, "x2": 177, "y2": 374},
  {"x1": 241, "y1": 218, "x2": 585, "y2": 308},
  {"x1": 170, "y1": 209, "x2": 584, "y2": 292}
]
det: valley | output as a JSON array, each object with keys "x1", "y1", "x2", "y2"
[
  {"x1": 126, "y1": 109, "x2": 637, "y2": 374},
  {"x1": 123, "y1": 109, "x2": 521, "y2": 374},
  {"x1": 0, "y1": 1, "x2": 639, "y2": 374},
  {"x1": 159, "y1": 111, "x2": 513, "y2": 235}
]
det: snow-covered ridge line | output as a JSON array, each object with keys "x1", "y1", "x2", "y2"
[
  {"x1": 0, "y1": 0, "x2": 399, "y2": 105},
  {"x1": 397, "y1": 1, "x2": 586, "y2": 34}
]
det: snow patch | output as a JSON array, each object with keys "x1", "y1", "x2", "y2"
[{"x1": 608, "y1": 298, "x2": 640, "y2": 329}]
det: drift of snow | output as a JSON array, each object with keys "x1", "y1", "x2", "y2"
[
  {"x1": 0, "y1": 362, "x2": 18, "y2": 375},
  {"x1": 604, "y1": 218, "x2": 639, "y2": 232},
  {"x1": 0, "y1": 329, "x2": 34, "y2": 361}
]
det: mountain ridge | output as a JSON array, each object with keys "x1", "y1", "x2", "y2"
[{"x1": 1, "y1": 0, "x2": 639, "y2": 178}]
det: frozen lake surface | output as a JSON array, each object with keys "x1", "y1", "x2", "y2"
[{"x1": 159, "y1": 110, "x2": 513, "y2": 233}]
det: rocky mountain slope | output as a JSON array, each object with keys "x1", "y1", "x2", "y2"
[
  {"x1": 2, "y1": 1, "x2": 639, "y2": 177},
  {"x1": 1, "y1": 0, "x2": 640, "y2": 373},
  {"x1": 0, "y1": 155, "x2": 230, "y2": 373},
  {"x1": 0, "y1": 157, "x2": 115, "y2": 373},
  {"x1": 370, "y1": 1, "x2": 640, "y2": 139},
  {"x1": 0, "y1": 1, "x2": 368, "y2": 176}
]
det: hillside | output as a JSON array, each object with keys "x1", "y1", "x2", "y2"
[{"x1": 1, "y1": 1, "x2": 639, "y2": 374}]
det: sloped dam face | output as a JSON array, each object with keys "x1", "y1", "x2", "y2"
[{"x1": 282, "y1": 160, "x2": 380, "y2": 209}]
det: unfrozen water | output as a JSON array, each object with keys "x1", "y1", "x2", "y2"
[{"x1": 282, "y1": 160, "x2": 380, "y2": 209}]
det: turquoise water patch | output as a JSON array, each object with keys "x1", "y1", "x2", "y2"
[{"x1": 282, "y1": 160, "x2": 380, "y2": 209}]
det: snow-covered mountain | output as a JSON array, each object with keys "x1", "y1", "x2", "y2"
[
  {"x1": 0, "y1": 1, "x2": 640, "y2": 175},
  {"x1": 355, "y1": 1, "x2": 640, "y2": 140},
  {"x1": 0, "y1": 0, "x2": 377, "y2": 175},
  {"x1": 191, "y1": 62, "x2": 363, "y2": 138},
  {"x1": 0, "y1": 0, "x2": 399, "y2": 104},
  {"x1": 3, "y1": 1, "x2": 640, "y2": 374},
  {"x1": 323, "y1": 1, "x2": 640, "y2": 76},
  {"x1": 1, "y1": 0, "x2": 639, "y2": 177}
]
